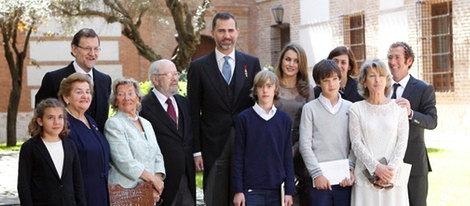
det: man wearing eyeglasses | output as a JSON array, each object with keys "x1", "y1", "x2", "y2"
[
  {"x1": 35, "y1": 28, "x2": 111, "y2": 133},
  {"x1": 140, "y1": 59, "x2": 196, "y2": 206}
]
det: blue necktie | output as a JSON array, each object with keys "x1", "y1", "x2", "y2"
[{"x1": 222, "y1": 56, "x2": 231, "y2": 83}]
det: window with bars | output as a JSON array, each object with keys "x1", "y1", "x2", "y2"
[
  {"x1": 344, "y1": 14, "x2": 366, "y2": 68},
  {"x1": 419, "y1": 1, "x2": 454, "y2": 91},
  {"x1": 431, "y1": 2, "x2": 453, "y2": 91}
]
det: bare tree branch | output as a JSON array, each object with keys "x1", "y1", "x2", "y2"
[{"x1": 51, "y1": 0, "x2": 211, "y2": 71}]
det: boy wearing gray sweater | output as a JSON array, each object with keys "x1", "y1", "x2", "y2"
[{"x1": 299, "y1": 59, "x2": 356, "y2": 206}]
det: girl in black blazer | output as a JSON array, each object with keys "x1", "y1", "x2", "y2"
[{"x1": 18, "y1": 98, "x2": 86, "y2": 206}]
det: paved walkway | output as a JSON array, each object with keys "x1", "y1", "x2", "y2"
[
  {"x1": 1, "y1": 131, "x2": 467, "y2": 205},
  {"x1": 0, "y1": 150, "x2": 205, "y2": 206},
  {"x1": 0, "y1": 151, "x2": 19, "y2": 206}
]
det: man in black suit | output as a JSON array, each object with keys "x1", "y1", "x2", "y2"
[
  {"x1": 388, "y1": 41, "x2": 438, "y2": 206},
  {"x1": 35, "y1": 28, "x2": 111, "y2": 132},
  {"x1": 187, "y1": 12, "x2": 261, "y2": 206},
  {"x1": 140, "y1": 59, "x2": 196, "y2": 206}
]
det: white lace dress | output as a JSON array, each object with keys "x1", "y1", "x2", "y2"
[{"x1": 349, "y1": 100, "x2": 409, "y2": 206}]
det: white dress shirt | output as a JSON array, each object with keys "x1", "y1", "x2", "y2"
[
  {"x1": 215, "y1": 49, "x2": 235, "y2": 83},
  {"x1": 318, "y1": 93, "x2": 343, "y2": 114},
  {"x1": 73, "y1": 61, "x2": 93, "y2": 79},
  {"x1": 151, "y1": 88, "x2": 179, "y2": 118},
  {"x1": 390, "y1": 74, "x2": 411, "y2": 99},
  {"x1": 252, "y1": 103, "x2": 277, "y2": 121}
]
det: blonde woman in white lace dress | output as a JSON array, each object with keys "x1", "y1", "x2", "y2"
[{"x1": 349, "y1": 59, "x2": 409, "y2": 206}]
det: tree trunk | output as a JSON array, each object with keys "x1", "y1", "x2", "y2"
[
  {"x1": 6, "y1": 48, "x2": 26, "y2": 147},
  {"x1": 6, "y1": 77, "x2": 21, "y2": 146},
  {"x1": 1, "y1": 5, "x2": 36, "y2": 147}
]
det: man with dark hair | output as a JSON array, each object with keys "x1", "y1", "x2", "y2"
[
  {"x1": 187, "y1": 12, "x2": 261, "y2": 206},
  {"x1": 35, "y1": 28, "x2": 111, "y2": 132},
  {"x1": 388, "y1": 41, "x2": 438, "y2": 206}
]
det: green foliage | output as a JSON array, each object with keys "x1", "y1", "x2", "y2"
[
  {"x1": 140, "y1": 80, "x2": 152, "y2": 95},
  {"x1": 178, "y1": 81, "x2": 187, "y2": 97},
  {"x1": 138, "y1": 80, "x2": 187, "y2": 97},
  {"x1": 427, "y1": 147, "x2": 445, "y2": 154},
  {"x1": 428, "y1": 149, "x2": 470, "y2": 206},
  {"x1": 0, "y1": 142, "x2": 22, "y2": 151},
  {"x1": 196, "y1": 171, "x2": 203, "y2": 189}
]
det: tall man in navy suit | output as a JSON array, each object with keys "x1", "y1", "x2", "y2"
[
  {"x1": 187, "y1": 12, "x2": 261, "y2": 206},
  {"x1": 35, "y1": 28, "x2": 112, "y2": 132},
  {"x1": 140, "y1": 59, "x2": 196, "y2": 206},
  {"x1": 387, "y1": 41, "x2": 438, "y2": 206}
]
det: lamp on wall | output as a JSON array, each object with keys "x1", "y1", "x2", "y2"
[{"x1": 271, "y1": 5, "x2": 284, "y2": 24}]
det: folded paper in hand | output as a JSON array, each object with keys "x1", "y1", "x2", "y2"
[
  {"x1": 314, "y1": 159, "x2": 349, "y2": 187},
  {"x1": 392, "y1": 162, "x2": 412, "y2": 186}
]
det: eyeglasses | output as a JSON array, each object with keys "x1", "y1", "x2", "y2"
[
  {"x1": 156, "y1": 72, "x2": 180, "y2": 78},
  {"x1": 116, "y1": 92, "x2": 136, "y2": 98},
  {"x1": 77, "y1": 45, "x2": 101, "y2": 53}
]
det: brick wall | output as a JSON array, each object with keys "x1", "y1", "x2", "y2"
[
  {"x1": 0, "y1": 33, "x2": 32, "y2": 113},
  {"x1": 1, "y1": 0, "x2": 469, "y2": 142},
  {"x1": 254, "y1": 0, "x2": 300, "y2": 68},
  {"x1": 0, "y1": 1, "x2": 260, "y2": 142},
  {"x1": 326, "y1": 0, "x2": 470, "y2": 134}
]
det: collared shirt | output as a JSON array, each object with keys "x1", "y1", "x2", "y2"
[
  {"x1": 391, "y1": 74, "x2": 411, "y2": 99},
  {"x1": 318, "y1": 93, "x2": 343, "y2": 114},
  {"x1": 391, "y1": 74, "x2": 414, "y2": 119},
  {"x1": 215, "y1": 49, "x2": 235, "y2": 82},
  {"x1": 73, "y1": 61, "x2": 94, "y2": 79},
  {"x1": 151, "y1": 88, "x2": 179, "y2": 118},
  {"x1": 252, "y1": 103, "x2": 277, "y2": 121}
]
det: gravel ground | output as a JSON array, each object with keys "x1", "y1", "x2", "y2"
[
  {"x1": 0, "y1": 150, "x2": 206, "y2": 206},
  {"x1": 0, "y1": 151, "x2": 19, "y2": 206}
]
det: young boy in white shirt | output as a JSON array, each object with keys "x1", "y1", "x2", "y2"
[
  {"x1": 233, "y1": 70, "x2": 295, "y2": 206},
  {"x1": 299, "y1": 59, "x2": 356, "y2": 206}
]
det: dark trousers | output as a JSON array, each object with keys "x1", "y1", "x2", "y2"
[
  {"x1": 306, "y1": 180, "x2": 351, "y2": 206},
  {"x1": 204, "y1": 133, "x2": 234, "y2": 206},
  {"x1": 293, "y1": 185, "x2": 310, "y2": 206},
  {"x1": 245, "y1": 189, "x2": 281, "y2": 206},
  {"x1": 293, "y1": 148, "x2": 310, "y2": 206},
  {"x1": 170, "y1": 174, "x2": 195, "y2": 206},
  {"x1": 408, "y1": 175, "x2": 428, "y2": 206}
]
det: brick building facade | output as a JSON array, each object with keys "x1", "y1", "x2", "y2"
[
  {"x1": 1, "y1": 0, "x2": 469, "y2": 141},
  {"x1": 291, "y1": 0, "x2": 470, "y2": 136}
]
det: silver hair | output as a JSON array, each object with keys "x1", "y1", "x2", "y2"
[{"x1": 109, "y1": 77, "x2": 143, "y2": 111}]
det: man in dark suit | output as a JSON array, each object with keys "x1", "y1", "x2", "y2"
[
  {"x1": 140, "y1": 59, "x2": 196, "y2": 206},
  {"x1": 187, "y1": 12, "x2": 261, "y2": 206},
  {"x1": 388, "y1": 41, "x2": 438, "y2": 206},
  {"x1": 35, "y1": 28, "x2": 111, "y2": 132}
]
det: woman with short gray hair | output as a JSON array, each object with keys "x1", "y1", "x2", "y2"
[{"x1": 105, "y1": 77, "x2": 165, "y2": 204}]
